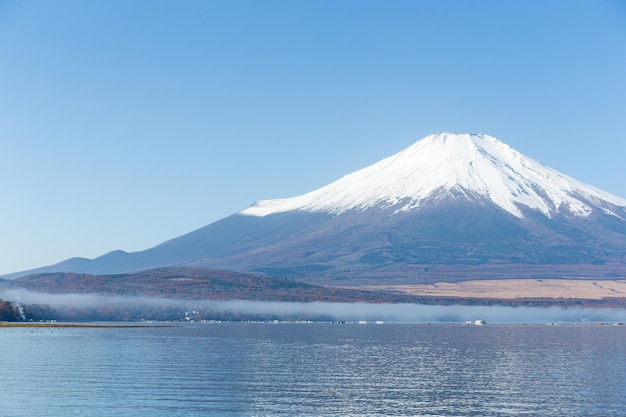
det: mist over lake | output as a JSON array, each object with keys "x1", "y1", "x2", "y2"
[{"x1": 2, "y1": 288, "x2": 625, "y2": 324}]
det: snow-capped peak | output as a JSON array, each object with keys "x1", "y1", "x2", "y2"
[{"x1": 240, "y1": 132, "x2": 626, "y2": 218}]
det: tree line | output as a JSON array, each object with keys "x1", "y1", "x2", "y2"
[{"x1": 0, "y1": 300, "x2": 54, "y2": 322}]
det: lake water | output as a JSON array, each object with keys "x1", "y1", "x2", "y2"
[{"x1": 1, "y1": 322, "x2": 625, "y2": 416}]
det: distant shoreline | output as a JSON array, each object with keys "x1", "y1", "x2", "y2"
[{"x1": 0, "y1": 322, "x2": 169, "y2": 328}]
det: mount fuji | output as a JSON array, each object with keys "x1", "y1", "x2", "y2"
[{"x1": 9, "y1": 133, "x2": 626, "y2": 284}]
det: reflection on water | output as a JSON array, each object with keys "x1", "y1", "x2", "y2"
[{"x1": 1, "y1": 323, "x2": 625, "y2": 416}]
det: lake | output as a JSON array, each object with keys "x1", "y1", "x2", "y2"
[{"x1": 1, "y1": 322, "x2": 625, "y2": 416}]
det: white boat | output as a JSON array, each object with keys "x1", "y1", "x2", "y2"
[{"x1": 474, "y1": 320, "x2": 486, "y2": 326}]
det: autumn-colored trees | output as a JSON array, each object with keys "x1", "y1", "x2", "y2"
[{"x1": 0, "y1": 300, "x2": 53, "y2": 321}]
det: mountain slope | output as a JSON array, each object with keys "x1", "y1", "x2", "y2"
[
  {"x1": 1, "y1": 268, "x2": 404, "y2": 302},
  {"x1": 8, "y1": 132, "x2": 626, "y2": 284}
]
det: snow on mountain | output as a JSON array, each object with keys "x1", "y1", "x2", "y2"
[{"x1": 241, "y1": 132, "x2": 626, "y2": 219}]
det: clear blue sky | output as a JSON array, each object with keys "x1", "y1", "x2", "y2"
[{"x1": 1, "y1": 0, "x2": 625, "y2": 275}]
